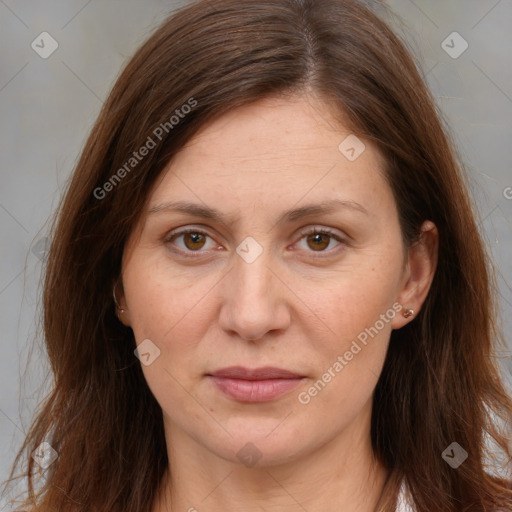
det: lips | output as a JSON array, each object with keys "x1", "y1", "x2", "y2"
[
  {"x1": 208, "y1": 366, "x2": 305, "y2": 402},
  {"x1": 210, "y1": 366, "x2": 303, "y2": 380}
]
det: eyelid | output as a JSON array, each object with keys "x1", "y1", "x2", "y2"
[{"x1": 296, "y1": 225, "x2": 344, "y2": 239}]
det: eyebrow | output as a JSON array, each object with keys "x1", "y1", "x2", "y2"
[{"x1": 148, "y1": 199, "x2": 369, "y2": 225}]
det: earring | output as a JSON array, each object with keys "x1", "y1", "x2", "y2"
[
  {"x1": 113, "y1": 285, "x2": 125, "y2": 314},
  {"x1": 402, "y1": 308, "x2": 415, "y2": 318}
]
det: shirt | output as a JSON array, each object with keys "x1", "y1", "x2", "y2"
[{"x1": 395, "y1": 480, "x2": 415, "y2": 511}]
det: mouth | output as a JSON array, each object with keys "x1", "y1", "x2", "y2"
[{"x1": 207, "y1": 366, "x2": 306, "y2": 403}]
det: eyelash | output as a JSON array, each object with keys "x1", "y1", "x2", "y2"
[{"x1": 163, "y1": 227, "x2": 346, "y2": 258}]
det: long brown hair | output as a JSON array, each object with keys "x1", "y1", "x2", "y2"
[{"x1": 4, "y1": 0, "x2": 511, "y2": 510}]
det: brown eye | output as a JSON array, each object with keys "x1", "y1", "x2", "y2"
[
  {"x1": 295, "y1": 228, "x2": 344, "y2": 255},
  {"x1": 165, "y1": 229, "x2": 217, "y2": 254},
  {"x1": 306, "y1": 232, "x2": 331, "y2": 251},
  {"x1": 183, "y1": 232, "x2": 206, "y2": 251}
]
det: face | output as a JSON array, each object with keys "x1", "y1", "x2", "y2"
[{"x1": 119, "y1": 95, "x2": 432, "y2": 467}]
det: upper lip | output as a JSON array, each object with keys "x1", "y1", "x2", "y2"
[{"x1": 209, "y1": 366, "x2": 304, "y2": 380}]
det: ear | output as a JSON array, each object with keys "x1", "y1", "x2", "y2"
[
  {"x1": 391, "y1": 220, "x2": 438, "y2": 329},
  {"x1": 113, "y1": 281, "x2": 132, "y2": 327}
]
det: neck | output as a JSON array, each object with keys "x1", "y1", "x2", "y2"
[{"x1": 153, "y1": 405, "x2": 389, "y2": 512}]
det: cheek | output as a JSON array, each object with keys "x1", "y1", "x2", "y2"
[
  {"x1": 122, "y1": 252, "x2": 219, "y2": 345},
  {"x1": 304, "y1": 250, "x2": 403, "y2": 346},
  {"x1": 309, "y1": 287, "x2": 395, "y2": 382},
  {"x1": 294, "y1": 246, "x2": 403, "y2": 405},
  {"x1": 297, "y1": 286, "x2": 396, "y2": 420},
  {"x1": 122, "y1": 259, "x2": 219, "y2": 412}
]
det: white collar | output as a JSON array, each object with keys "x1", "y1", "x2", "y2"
[{"x1": 395, "y1": 479, "x2": 415, "y2": 511}]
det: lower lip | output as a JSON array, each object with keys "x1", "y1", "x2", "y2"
[{"x1": 210, "y1": 376, "x2": 303, "y2": 402}]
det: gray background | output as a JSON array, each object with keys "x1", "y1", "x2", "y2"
[{"x1": 1, "y1": 0, "x2": 511, "y2": 501}]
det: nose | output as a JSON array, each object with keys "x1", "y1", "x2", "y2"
[{"x1": 218, "y1": 247, "x2": 291, "y2": 342}]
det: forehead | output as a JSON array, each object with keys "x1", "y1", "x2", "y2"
[
  {"x1": 175, "y1": 95, "x2": 359, "y2": 167},
  {"x1": 147, "y1": 95, "x2": 392, "y2": 220}
]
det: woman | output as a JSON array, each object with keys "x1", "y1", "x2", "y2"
[{"x1": 4, "y1": 0, "x2": 512, "y2": 510}]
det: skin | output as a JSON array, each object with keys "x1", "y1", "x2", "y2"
[{"x1": 118, "y1": 94, "x2": 438, "y2": 512}]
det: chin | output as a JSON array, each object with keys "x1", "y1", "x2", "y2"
[{"x1": 201, "y1": 424, "x2": 312, "y2": 468}]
